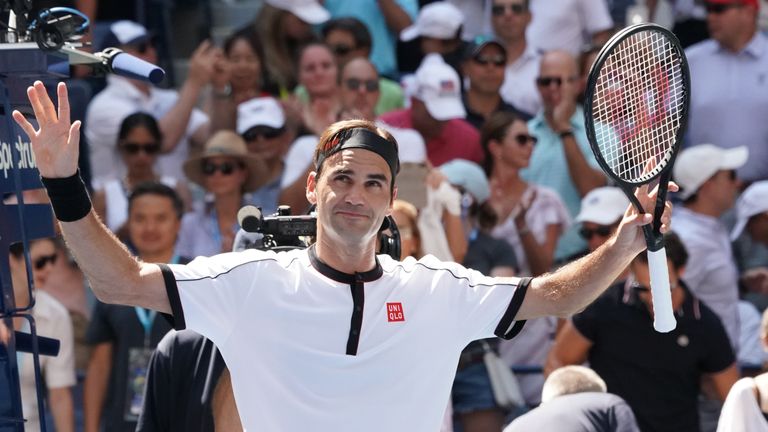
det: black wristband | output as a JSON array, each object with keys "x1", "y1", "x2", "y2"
[
  {"x1": 40, "y1": 171, "x2": 93, "y2": 222},
  {"x1": 559, "y1": 130, "x2": 574, "y2": 139}
]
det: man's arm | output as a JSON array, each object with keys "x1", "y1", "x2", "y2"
[
  {"x1": 515, "y1": 181, "x2": 675, "y2": 320},
  {"x1": 544, "y1": 320, "x2": 593, "y2": 375},
  {"x1": 13, "y1": 82, "x2": 170, "y2": 312},
  {"x1": 83, "y1": 342, "x2": 112, "y2": 432},
  {"x1": 49, "y1": 387, "x2": 74, "y2": 432},
  {"x1": 707, "y1": 363, "x2": 739, "y2": 401},
  {"x1": 377, "y1": 0, "x2": 414, "y2": 33}
]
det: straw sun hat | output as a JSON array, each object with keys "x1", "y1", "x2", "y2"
[{"x1": 183, "y1": 130, "x2": 268, "y2": 192}]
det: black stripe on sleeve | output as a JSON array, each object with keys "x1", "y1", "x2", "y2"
[
  {"x1": 159, "y1": 264, "x2": 186, "y2": 330},
  {"x1": 494, "y1": 277, "x2": 532, "y2": 340}
]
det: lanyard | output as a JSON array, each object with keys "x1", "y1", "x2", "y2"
[{"x1": 134, "y1": 255, "x2": 178, "y2": 347}]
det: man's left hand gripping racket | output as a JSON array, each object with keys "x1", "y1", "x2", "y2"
[{"x1": 584, "y1": 23, "x2": 690, "y2": 333}]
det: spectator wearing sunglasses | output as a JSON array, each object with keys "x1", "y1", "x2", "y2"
[
  {"x1": 307, "y1": 17, "x2": 405, "y2": 116},
  {"x1": 482, "y1": 111, "x2": 569, "y2": 407},
  {"x1": 176, "y1": 131, "x2": 269, "y2": 257},
  {"x1": 547, "y1": 232, "x2": 739, "y2": 432},
  {"x1": 9, "y1": 239, "x2": 76, "y2": 432},
  {"x1": 338, "y1": 58, "x2": 382, "y2": 121},
  {"x1": 575, "y1": 187, "x2": 630, "y2": 258},
  {"x1": 93, "y1": 113, "x2": 192, "y2": 239},
  {"x1": 85, "y1": 20, "x2": 215, "y2": 185},
  {"x1": 236, "y1": 97, "x2": 317, "y2": 216},
  {"x1": 491, "y1": 0, "x2": 542, "y2": 118},
  {"x1": 524, "y1": 50, "x2": 606, "y2": 264},
  {"x1": 684, "y1": 0, "x2": 768, "y2": 184},
  {"x1": 461, "y1": 38, "x2": 531, "y2": 131}
]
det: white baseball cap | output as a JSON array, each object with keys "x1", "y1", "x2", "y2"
[
  {"x1": 731, "y1": 181, "x2": 768, "y2": 240},
  {"x1": 237, "y1": 97, "x2": 286, "y2": 134},
  {"x1": 576, "y1": 187, "x2": 629, "y2": 225},
  {"x1": 400, "y1": 2, "x2": 464, "y2": 42},
  {"x1": 383, "y1": 124, "x2": 427, "y2": 164},
  {"x1": 413, "y1": 54, "x2": 466, "y2": 121},
  {"x1": 673, "y1": 144, "x2": 748, "y2": 200},
  {"x1": 265, "y1": 0, "x2": 330, "y2": 25}
]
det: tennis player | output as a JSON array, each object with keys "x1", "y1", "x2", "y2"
[{"x1": 14, "y1": 81, "x2": 675, "y2": 431}]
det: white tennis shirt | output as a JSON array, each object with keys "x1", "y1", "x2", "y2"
[{"x1": 161, "y1": 245, "x2": 528, "y2": 431}]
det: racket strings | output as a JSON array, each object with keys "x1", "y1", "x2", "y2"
[{"x1": 592, "y1": 30, "x2": 687, "y2": 184}]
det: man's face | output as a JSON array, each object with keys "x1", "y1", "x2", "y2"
[
  {"x1": 536, "y1": 52, "x2": 580, "y2": 112},
  {"x1": 705, "y1": 1, "x2": 753, "y2": 48},
  {"x1": 464, "y1": 45, "x2": 507, "y2": 94},
  {"x1": 339, "y1": 60, "x2": 380, "y2": 120},
  {"x1": 243, "y1": 126, "x2": 290, "y2": 164},
  {"x1": 410, "y1": 98, "x2": 443, "y2": 137},
  {"x1": 701, "y1": 169, "x2": 741, "y2": 213},
  {"x1": 128, "y1": 194, "x2": 181, "y2": 258},
  {"x1": 8, "y1": 239, "x2": 58, "y2": 304},
  {"x1": 324, "y1": 29, "x2": 366, "y2": 66},
  {"x1": 630, "y1": 257, "x2": 682, "y2": 313},
  {"x1": 747, "y1": 212, "x2": 768, "y2": 245},
  {"x1": 307, "y1": 148, "x2": 394, "y2": 248},
  {"x1": 579, "y1": 221, "x2": 619, "y2": 252},
  {"x1": 491, "y1": 0, "x2": 531, "y2": 42}
]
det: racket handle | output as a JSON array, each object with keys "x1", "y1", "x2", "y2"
[{"x1": 647, "y1": 248, "x2": 677, "y2": 333}]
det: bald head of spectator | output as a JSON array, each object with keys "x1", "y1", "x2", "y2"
[
  {"x1": 541, "y1": 366, "x2": 607, "y2": 404},
  {"x1": 536, "y1": 50, "x2": 580, "y2": 117},
  {"x1": 339, "y1": 58, "x2": 380, "y2": 121},
  {"x1": 731, "y1": 180, "x2": 768, "y2": 244}
]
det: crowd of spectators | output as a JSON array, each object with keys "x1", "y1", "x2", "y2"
[{"x1": 8, "y1": 0, "x2": 768, "y2": 431}]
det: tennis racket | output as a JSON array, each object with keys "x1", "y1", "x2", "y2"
[{"x1": 584, "y1": 23, "x2": 690, "y2": 333}]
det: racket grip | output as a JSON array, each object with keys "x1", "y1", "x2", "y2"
[{"x1": 647, "y1": 248, "x2": 677, "y2": 333}]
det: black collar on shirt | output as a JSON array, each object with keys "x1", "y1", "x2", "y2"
[{"x1": 307, "y1": 244, "x2": 383, "y2": 284}]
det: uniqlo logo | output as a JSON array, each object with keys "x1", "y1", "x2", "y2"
[{"x1": 387, "y1": 302, "x2": 405, "y2": 322}]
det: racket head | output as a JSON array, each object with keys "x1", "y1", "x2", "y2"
[{"x1": 584, "y1": 23, "x2": 690, "y2": 187}]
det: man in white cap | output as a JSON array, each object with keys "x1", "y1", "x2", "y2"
[
  {"x1": 265, "y1": 0, "x2": 330, "y2": 25},
  {"x1": 237, "y1": 97, "x2": 317, "y2": 215},
  {"x1": 732, "y1": 182, "x2": 768, "y2": 298},
  {"x1": 86, "y1": 20, "x2": 218, "y2": 184},
  {"x1": 672, "y1": 143, "x2": 748, "y2": 348},
  {"x1": 379, "y1": 54, "x2": 483, "y2": 167},
  {"x1": 400, "y1": 1, "x2": 465, "y2": 65},
  {"x1": 576, "y1": 187, "x2": 630, "y2": 256}
]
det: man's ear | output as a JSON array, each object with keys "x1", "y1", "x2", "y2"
[
  {"x1": 388, "y1": 186, "x2": 398, "y2": 215},
  {"x1": 306, "y1": 171, "x2": 318, "y2": 205}
]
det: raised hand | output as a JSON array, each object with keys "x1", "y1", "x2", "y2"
[
  {"x1": 12, "y1": 81, "x2": 81, "y2": 178},
  {"x1": 613, "y1": 181, "x2": 677, "y2": 255}
]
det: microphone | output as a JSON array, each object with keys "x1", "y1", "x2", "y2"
[
  {"x1": 96, "y1": 47, "x2": 165, "y2": 84},
  {"x1": 237, "y1": 205, "x2": 263, "y2": 233}
]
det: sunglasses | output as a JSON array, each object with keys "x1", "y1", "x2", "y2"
[
  {"x1": 122, "y1": 142, "x2": 161, "y2": 155},
  {"x1": 33, "y1": 253, "x2": 57, "y2": 270},
  {"x1": 491, "y1": 3, "x2": 527, "y2": 16},
  {"x1": 202, "y1": 161, "x2": 242, "y2": 176},
  {"x1": 243, "y1": 126, "x2": 285, "y2": 141},
  {"x1": 331, "y1": 44, "x2": 354, "y2": 56},
  {"x1": 705, "y1": 3, "x2": 743, "y2": 14},
  {"x1": 344, "y1": 78, "x2": 379, "y2": 92},
  {"x1": 536, "y1": 76, "x2": 578, "y2": 87},
  {"x1": 473, "y1": 54, "x2": 506, "y2": 67},
  {"x1": 512, "y1": 133, "x2": 537, "y2": 146},
  {"x1": 579, "y1": 225, "x2": 614, "y2": 240}
]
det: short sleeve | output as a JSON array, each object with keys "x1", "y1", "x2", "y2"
[
  {"x1": 579, "y1": 0, "x2": 613, "y2": 33},
  {"x1": 699, "y1": 304, "x2": 736, "y2": 373},
  {"x1": 571, "y1": 301, "x2": 602, "y2": 342},
  {"x1": 85, "y1": 301, "x2": 114, "y2": 345},
  {"x1": 160, "y1": 250, "x2": 270, "y2": 346},
  {"x1": 43, "y1": 304, "x2": 76, "y2": 389}
]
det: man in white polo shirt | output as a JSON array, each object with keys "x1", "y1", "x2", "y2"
[{"x1": 15, "y1": 82, "x2": 675, "y2": 432}]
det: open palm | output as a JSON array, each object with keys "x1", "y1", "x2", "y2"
[{"x1": 12, "y1": 81, "x2": 81, "y2": 179}]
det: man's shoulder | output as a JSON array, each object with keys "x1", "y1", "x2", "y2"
[
  {"x1": 444, "y1": 118, "x2": 480, "y2": 137},
  {"x1": 378, "y1": 109, "x2": 411, "y2": 127},
  {"x1": 685, "y1": 39, "x2": 720, "y2": 60},
  {"x1": 33, "y1": 290, "x2": 69, "y2": 322}
]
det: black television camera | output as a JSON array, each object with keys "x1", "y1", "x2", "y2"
[{"x1": 236, "y1": 205, "x2": 402, "y2": 260}]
